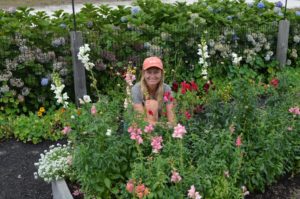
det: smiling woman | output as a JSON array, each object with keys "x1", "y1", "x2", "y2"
[{"x1": 131, "y1": 56, "x2": 176, "y2": 126}]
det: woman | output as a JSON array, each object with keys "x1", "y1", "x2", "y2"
[{"x1": 131, "y1": 56, "x2": 175, "y2": 125}]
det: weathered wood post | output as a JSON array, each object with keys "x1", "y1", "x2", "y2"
[
  {"x1": 70, "y1": 31, "x2": 87, "y2": 106},
  {"x1": 276, "y1": 20, "x2": 290, "y2": 68}
]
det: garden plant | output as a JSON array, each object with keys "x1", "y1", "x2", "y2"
[{"x1": 0, "y1": 0, "x2": 300, "y2": 198}]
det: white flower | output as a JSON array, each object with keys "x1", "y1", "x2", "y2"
[
  {"x1": 293, "y1": 35, "x2": 300, "y2": 43},
  {"x1": 83, "y1": 95, "x2": 91, "y2": 103},
  {"x1": 78, "y1": 44, "x2": 94, "y2": 71},
  {"x1": 106, "y1": 129, "x2": 112, "y2": 136},
  {"x1": 232, "y1": 52, "x2": 242, "y2": 66}
]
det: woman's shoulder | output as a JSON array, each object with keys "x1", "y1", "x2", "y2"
[{"x1": 131, "y1": 82, "x2": 142, "y2": 94}]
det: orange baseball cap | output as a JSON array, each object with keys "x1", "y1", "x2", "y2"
[{"x1": 142, "y1": 56, "x2": 163, "y2": 71}]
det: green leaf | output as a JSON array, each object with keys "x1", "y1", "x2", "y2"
[{"x1": 104, "y1": 178, "x2": 111, "y2": 189}]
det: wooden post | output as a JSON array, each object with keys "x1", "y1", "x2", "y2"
[
  {"x1": 276, "y1": 20, "x2": 290, "y2": 68},
  {"x1": 70, "y1": 31, "x2": 87, "y2": 106}
]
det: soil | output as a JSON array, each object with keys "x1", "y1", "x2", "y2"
[
  {"x1": 0, "y1": 138, "x2": 300, "y2": 199},
  {"x1": 0, "y1": 139, "x2": 66, "y2": 199}
]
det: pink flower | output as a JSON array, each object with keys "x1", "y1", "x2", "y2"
[
  {"x1": 90, "y1": 104, "x2": 97, "y2": 115},
  {"x1": 287, "y1": 126, "x2": 293, "y2": 131},
  {"x1": 289, "y1": 106, "x2": 300, "y2": 115},
  {"x1": 236, "y1": 135, "x2": 242, "y2": 147},
  {"x1": 151, "y1": 136, "x2": 163, "y2": 153},
  {"x1": 62, "y1": 126, "x2": 71, "y2": 135},
  {"x1": 144, "y1": 124, "x2": 154, "y2": 133},
  {"x1": 125, "y1": 72, "x2": 136, "y2": 86},
  {"x1": 172, "y1": 124, "x2": 187, "y2": 139},
  {"x1": 128, "y1": 126, "x2": 143, "y2": 144},
  {"x1": 126, "y1": 180, "x2": 135, "y2": 193},
  {"x1": 188, "y1": 185, "x2": 202, "y2": 199},
  {"x1": 163, "y1": 91, "x2": 174, "y2": 102},
  {"x1": 72, "y1": 189, "x2": 82, "y2": 196},
  {"x1": 171, "y1": 171, "x2": 182, "y2": 183}
]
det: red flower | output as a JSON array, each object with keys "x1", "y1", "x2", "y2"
[
  {"x1": 181, "y1": 81, "x2": 191, "y2": 94},
  {"x1": 172, "y1": 81, "x2": 179, "y2": 92},
  {"x1": 148, "y1": 110, "x2": 154, "y2": 116},
  {"x1": 270, "y1": 78, "x2": 279, "y2": 88},
  {"x1": 185, "y1": 111, "x2": 191, "y2": 120},
  {"x1": 190, "y1": 81, "x2": 198, "y2": 91},
  {"x1": 203, "y1": 80, "x2": 214, "y2": 93}
]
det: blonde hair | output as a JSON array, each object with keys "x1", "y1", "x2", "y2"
[{"x1": 140, "y1": 70, "x2": 164, "y2": 109}]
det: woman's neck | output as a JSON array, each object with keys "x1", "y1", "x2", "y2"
[{"x1": 147, "y1": 85, "x2": 157, "y2": 95}]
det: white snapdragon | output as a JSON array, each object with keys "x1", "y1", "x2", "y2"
[
  {"x1": 78, "y1": 44, "x2": 95, "y2": 71},
  {"x1": 197, "y1": 40, "x2": 210, "y2": 80},
  {"x1": 78, "y1": 95, "x2": 92, "y2": 104},
  {"x1": 232, "y1": 52, "x2": 242, "y2": 66},
  {"x1": 34, "y1": 143, "x2": 73, "y2": 183},
  {"x1": 50, "y1": 83, "x2": 69, "y2": 108},
  {"x1": 106, "y1": 129, "x2": 112, "y2": 136}
]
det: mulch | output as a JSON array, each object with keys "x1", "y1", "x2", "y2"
[
  {"x1": 0, "y1": 139, "x2": 65, "y2": 199},
  {"x1": 0, "y1": 138, "x2": 299, "y2": 199}
]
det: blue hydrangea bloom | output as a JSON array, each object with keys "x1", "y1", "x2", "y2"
[
  {"x1": 120, "y1": 16, "x2": 128, "y2": 23},
  {"x1": 275, "y1": 1, "x2": 283, "y2": 8},
  {"x1": 41, "y1": 78, "x2": 49, "y2": 86},
  {"x1": 257, "y1": 2, "x2": 265, "y2": 9},
  {"x1": 296, "y1": 11, "x2": 300, "y2": 16},
  {"x1": 131, "y1": 6, "x2": 140, "y2": 15},
  {"x1": 59, "y1": 23, "x2": 67, "y2": 29}
]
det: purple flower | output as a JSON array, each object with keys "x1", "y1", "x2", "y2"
[
  {"x1": 275, "y1": 1, "x2": 283, "y2": 8},
  {"x1": 257, "y1": 2, "x2": 265, "y2": 9},
  {"x1": 41, "y1": 78, "x2": 49, "y2": 86},
  {"x1": 296, "y1": 11, "x2": 300, "y2": 16},
  {"x1": 131, "y1": 6, "x2": 140, "y2": 15}
]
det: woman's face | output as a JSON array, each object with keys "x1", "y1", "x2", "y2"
[{"x1": 144, "y1": 67, "x2": 162, "y2": 88}]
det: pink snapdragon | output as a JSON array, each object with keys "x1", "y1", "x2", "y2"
[
  {"x1": 151, "y1": 136, "x2": 163, "y2": 153},
  {"x1": 144, "y1": 124, "x2": 154, "y2": 133},
  {"x1": 187, "y1": 185, "x2": 202, "y2": 199},
  {"x1": 126, "y1": 179, "x2": 135, "y2": 193},
  {"x1": 172, "y1": 124, "x2": 187, "y2": 139},
  {"x1": 236, "y1": 135, "x2": 242, "y2": 147},
  {"x1": 289, "y1": 106, "x2": 300, "y2": 115},
  {"x1": 128, "y1": 126, "x2": 143, "y2": 144},
  {"x1": 125, "y1": 72, "x2": 136, "y2": 86},
  {"x1": 62, "y1": 126, "x2": 71, "y2": 135},
  {"x1": 90, "y1": 104, "x2": 97, "y2": 115},
  {"x1": 163, "y1": 91, "x2": 174, "y2": 102},
  {"x1": 171, "y1": 171, "x2": 182, "y2": 183}
]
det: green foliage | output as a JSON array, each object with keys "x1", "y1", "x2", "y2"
[{"x1": 11, "y1": 108, "x2": 64, "y2": 143}]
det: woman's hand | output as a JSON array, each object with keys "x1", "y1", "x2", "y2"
[{"x1": 145, "y1": 99, "x2": 159, "y2": 124}]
